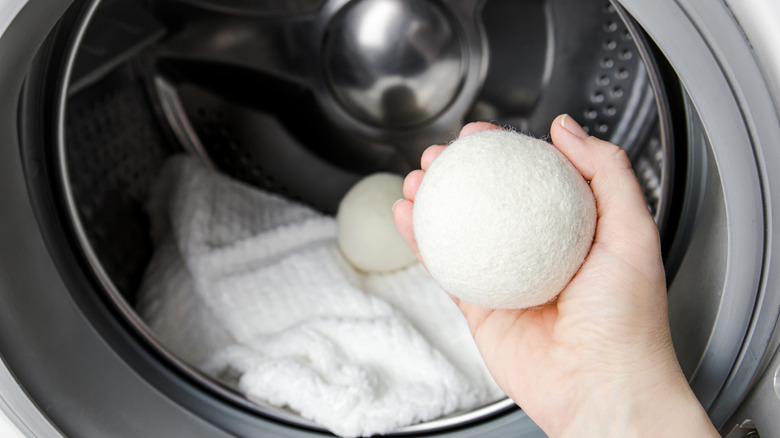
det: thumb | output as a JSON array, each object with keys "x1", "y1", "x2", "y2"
[{"x1": 550, "y1": 114, "x2": 659, "y2": 253}]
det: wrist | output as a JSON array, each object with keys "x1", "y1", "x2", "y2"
[{"x1": 548, "y1": 362, "x2": 718, "y2": 437}]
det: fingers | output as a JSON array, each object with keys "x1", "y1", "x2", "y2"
[
  {"x1": 421, "y1": 145, "x2": 446, "y2": 170},
  {"x1": 392, "y1": 199, "x2": 423, "y2": 263},
  {"x1": 403, "y1": 170, "x2": 424, "y2": 201},
  {"x1": 460, "y1": 121, "x2": 502, "y2": 137},
  {"x1": 416, "y1": 122, "x2": 503, "y2": 193},
  {"x1": 549, "y1": 114, "x2": 658, "y2": 250},
  {"x1": 423, "y1": 121, "x2": 502, "y2": 169},
  {"x1": 395, "y1": 121, "x2": 505, "y2": 267},
  {"x1": 550, "y1": 114, "x2": 623, "y2": 180}
]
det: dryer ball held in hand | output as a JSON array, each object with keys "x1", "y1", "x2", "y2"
[
  {"x1": 338, "y1": 173, "x2": 418, "y2": 273},
  {"x1": 413, "y1": 130, "x2": 597, "y2": 309}
]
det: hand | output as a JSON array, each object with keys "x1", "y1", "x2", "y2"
[{"x1": 393, "y1": 115, "x2": 718, "y2": 437}]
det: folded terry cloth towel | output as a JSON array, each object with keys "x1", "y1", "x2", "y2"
[{"x1": 136, "y1": 156, "x2": 504, "y2": 437}]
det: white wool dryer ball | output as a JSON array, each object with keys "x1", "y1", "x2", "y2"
[
  {"x1": 413, "y1": 130, "x2": 597, "y2": 309},
  {"x1": 337, "y1": 173, "x2": 417, "y2": 273}
]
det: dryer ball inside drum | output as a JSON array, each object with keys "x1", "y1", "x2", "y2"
[
  {"x1": 413, "y1": 130, "x2": 597, "y2": 309},
  {"x1": 337, "y1": 173, "x2": 418, "y2": 273}
]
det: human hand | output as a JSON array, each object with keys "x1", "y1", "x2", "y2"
[{"x1": 393, "y1": 115, "x2": 718, "y2": 437}]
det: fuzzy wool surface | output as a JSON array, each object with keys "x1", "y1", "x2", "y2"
[
  {"x1": 337, "y1": 173, "x2": 417, "y2": 273},
  {"x1": 136, "y1": 156, "x2": 503, "y2": 438},
  {"x1": 413, "y1": 130, "x2": 597, "y2": 309}
]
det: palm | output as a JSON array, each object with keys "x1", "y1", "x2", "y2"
[{"x1": 456, "y1": 238, "x2": 668, "y2": 417}]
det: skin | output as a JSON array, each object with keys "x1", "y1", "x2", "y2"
[{"x1": 393, "y1": 115, "x2": 719, "y2": 437}]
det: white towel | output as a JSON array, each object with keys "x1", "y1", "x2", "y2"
[{"x1": 136, "y1": 156, "x2": 503, "y2": 437}]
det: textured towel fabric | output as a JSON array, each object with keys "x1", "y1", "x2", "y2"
[{"x1": 136, "y1": 156, "x2": 503, "y2": 437}]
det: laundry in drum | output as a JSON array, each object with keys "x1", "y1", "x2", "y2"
[{"x1": 136, "y1": 155, "x2": 504, "y2": 437}]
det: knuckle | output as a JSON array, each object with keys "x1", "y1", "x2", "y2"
[
  {"x1": 612, "y1": 144, "x2": 631, "y2": 169},
  {"x1": 609, "y1": 145, "x2": 632, "y2": 170},
  {"x1": 590, "y1": 137, "x2": 632, "y2": 170}
]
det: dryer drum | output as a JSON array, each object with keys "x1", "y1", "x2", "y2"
[
  {"x1": 7, "y1": 0, "x2": 780, "y2": 436},
  {"x1": 18, "y1": 0, "x2": 686, "y2": 435},
  {"x1": 33, "y1": 0, "x2": 678, "y2": 433}
]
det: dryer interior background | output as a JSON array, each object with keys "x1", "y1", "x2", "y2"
[{"x1": 0, "y1": 0, "x2": 779, "y2": 436}]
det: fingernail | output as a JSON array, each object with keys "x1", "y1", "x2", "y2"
[
  {"x1": 392, "y1": 198, "x2": 404, "y2": 212},
  {"x1": 561, "y1": 114, "x2": 589, "y2": 140}
]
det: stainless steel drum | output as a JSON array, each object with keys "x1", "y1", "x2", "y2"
[
  {"x1": 55, "y1": 0, "x2": 673, "y2": 434},
  {"x1": 3, "y1": 0, "x2": 779, "y2": 436}
]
